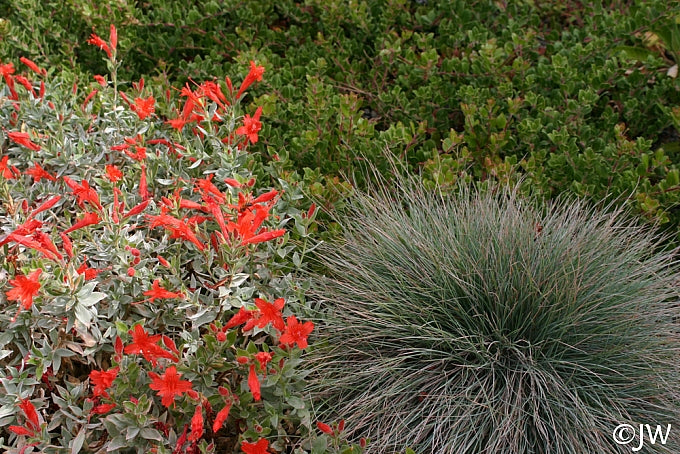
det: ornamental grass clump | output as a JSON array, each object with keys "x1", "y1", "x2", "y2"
[{"x1": 308, "y1": 178, "x2": 680, "y2": 454}]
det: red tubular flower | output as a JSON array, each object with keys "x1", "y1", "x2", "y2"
[
  {"x1": 63, "y1": 176, "x2": 102, "y2": 210},
  {"x1": 236, "y1": 61, "x2": 265, "y2": 99},
  {"x1": 9, "y1": 398, "x2": 40, "y2": 436},
  {"x1": 124, "y1": 324, "x2": 177, "y2": 366},
  {"x1": 225, "y1": 306, "x2": 256, "y2": 329},
  {"x1": 109, "y1": 24, "x2": 117, "y2": 54},
  {"x1": 63, "y1": 212, "x2": 101, "y2": 234},
  {"x1": 131, "y1": 95, "x2": 155, "y2": 120},
  {"x1": 14, "y1": 75, "x2": 36, "y2": 96},
  {"x1": 252, "y1": 189, "x2": 278, "y2": 205},
  {"x1": 188, "y1": 405, "x2": 204, "y2": 442},
  {"x1": 19, "y1": 57, "x2": 45, "y2": 76},
  {"x1": 223, "y1": 177, "x2": 241, "y2": 187},
  {"x1": 254, "y1": 351, "x2": 273, "y2": 371},
  {"x1": 148, "y1": 365, "x2": 193, "y2": 408},
  {"x1": 139, "y1": 164, "x2": 149, "y2": 200},
  {"x1": 212, "y1": 401, "x2": 232, "y2": 433},
  {"x1": 32, "y1": 230, "x2": 63, "y2": 260},
  {"x1": 246, "y1": 297, "x2": 285, "y2": 332},
  {"x1": 123, "y1": 200, "x2": 149, "y2": 219},
  {"x1": 59, "y1": 232, "x2": 73, "y2": 258},
  {"x1": 6, "y1": 269, "x2": 42, "y2": 311},
  {"x1": 241, "y1": 438, "x2": 270, "y2": 454},
  {"x1": 94, "y1": 74, "x2": 107, "y2": 86},
  {"x1": 92, "y1": 403, "x2": 116, "y2": 414},
  {"x1": 114, "y1": 336, "x2": 124, "y2": 363},
  {"x1": 316, "y1": 422, "x2": 334, "y2": 435},
  {"x1": 1, "y1": 155, "x2": 19, "y2": 179},
  {"x1": 247, "y1": 364, "x2": 261, "y2": 401},
  {"x1": 25, "y1": 162, "x2": 57, "y2": 183},
  {"x1": 278, "y1": 316, "x2": 314, "y2": 349},
  {"x1": 235, "y1": 106, "x2": 263, "y2": 144},
  {"x1": 157, "y1": 255, "x2": 170, "y2": 267},
  {"x1": 0, "y1": 61, "x2": 17, "y2": 99},
  {"x1": 30, "y1": 195, "x2": 61, "y2": 218},
  {"x1": 241, "y1": 229, "x2": 286, "y2": 246},
  {"x1": 105, "y1": 164, "x2": 123, "y2": 183},
  {"x1": 142, "y1": 279, "x2": 184, "y2": 303},
  {"x1": 87, "y1": 33, "x2": 111, "y2": 58},
  {"x1": 7, "y1": 131, "x2": 41, "y2": 151},
  {"x1": 77, "y1": 261, "x2": 101, "y2": 281},
  {"x1": 82, "y1": 89, "x2": 98, "y2": 110},
  {"x1": 89, "y1": 367, "x2": 119, "y2": 398}
]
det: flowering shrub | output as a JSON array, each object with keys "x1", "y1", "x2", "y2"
[{"x1": 0, "y1": 25, "x2": 363, "y2": 454}]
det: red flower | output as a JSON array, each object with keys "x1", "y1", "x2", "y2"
[
  {"x1": 157, "y1": 255, "x2": 170, "y2": 267},
  {"x1": 245, "y1": 297, "x2": 285, "y2": 332},
  {"x1": 139, "y1": 163, "x2": 149, "y2": 199},
  {"x1": 146, "y1": 214, "x2": 205, "y2": 251},
  {"x1": 142, "y1": 279, "x2": 184, "y2": 303},
  {"x1": 0, "y1": 61, "x2": 15, "y2": 78},
  {"x1": 63, "y1": 212, "x2": 101, "y2": 234},
  {"x1": 87, "y1": 33, "x2": 112, "y2": 58},
  {"x1": 89, "y1": 367, "x2": 119, "y2": 398},
  {"x1": 82, "y1": 89, "x2": 98, "y2": 110},
  {"x1": 109, "y1": 24, "x2": 118, "y2": 53},
  {"x1": 166, "y1": 117, "x2": 187, "y2": 130},
  {"x1": 148, "y1": 365, "x2": 193, "y2": 408},
  {"x1": 94, "y1": 74, "x2": 107, "y2": 86},
  {"x1": 30, "y1": 195, "x2": 61, "y2": 218},
  {"x1": 6, "y1": 269, "x2": 42, "y2": 311},
  {"x1": 124, "y1": 324, "x2": 177, "y2": 366},
  {"x1": 25, "y1": 162, "x2": 56, "y2": 182},
  {"x1": 225, "y1": 306, "x2": 256, "y2": 329},
  {"x1": 19, "y1": 56, "x2": 45, "y2": 76},
  {"x1": 236, "y1": 61, "x2": 265, "y2": 99},
  {"x1": 92, "y1": 403, "x2": 116, "y2": 414},
  {"x1": 105, "y1": 164, "x2": 123, "y2": 183},
  {"x1": 63, "y1": 176, "x2": 102, "y2": 210},
  {"x1": 316, "y1": 421, "x2": 334, "y2": 435},
  {"x1": 188, "y1": 405, "x2": 204, "y2": 442},
  {"x1": 123, "y1": 200, "x2": 149, "y2": 218},
  {"x1": 131, "y1": 95, "x2": 155, "y2": 120},
  {"x1": 241, "y1": 229, "x2": 286, "y2": 246},
  {"x1": 77, "y1": 261, "x2": 102, "y2": 281},
  {"x1": 248, "y1": 364, "x2": 261, "y2": 401},
  {"x1": 7, "y1": 131, "x2": 41, "y2": 151},
  {"x1": 241, "y1": 438, "x2": 270, "y2": 454},
  {"x1": 235, "y1": 106, "x2": 263, "y2": 144},
  {"x1": 254, "y1": 351, "x2": 273, "y2": 372},
  {"x1": 59, "y1": 232, "x2": 73, "y2": 258},
  {"x1": 9, "y1": 398, "x2": 40, "y2": 437},
  {"x1": 0, "y1": 155, "x2": 19, "y2": 179},
  {"x1": 278, "y1": 316, "x2": 314, "y2": 349},
  {"x1": 212, "y1": 401, "x2": 232, "y2": 433}
]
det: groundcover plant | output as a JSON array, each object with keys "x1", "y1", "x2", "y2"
[
  {"x1": 0, "y1": 25, "x2": 363, "y2": 454},
  {"x1": 307, "y1": 177, "x2": 680, "y2": 454}
]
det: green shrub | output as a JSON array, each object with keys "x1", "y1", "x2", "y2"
[
  {"x1": 4, "y1": 1, "x2": 680, "y2": 236},
  {"x1": 307, "y1": 176, "x2": 680, "y2": 453}
]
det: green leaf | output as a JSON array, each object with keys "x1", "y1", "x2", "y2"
[
  {"x1": 76, "y1": 282, "x2": 106, "y2": 307},
  {"x1": 71, "y1": 427, "x2": 86, "y2": 454},
  {"x1": 311, "y1": 435, "x2": 328, "y2": 454},
  {"x1": 613, "y1": 45, "x2": 655, "y2": 62},
  {"x1": 140, "y1": 427, "x2": 163, "y2": 441},
  {"x1": 286, "y1": 395, "x2": 306, "y2": 410}
]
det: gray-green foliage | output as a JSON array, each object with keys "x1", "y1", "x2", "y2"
[{"x1": 307, "y1": 177, "x2": 680, "y2": 453}]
